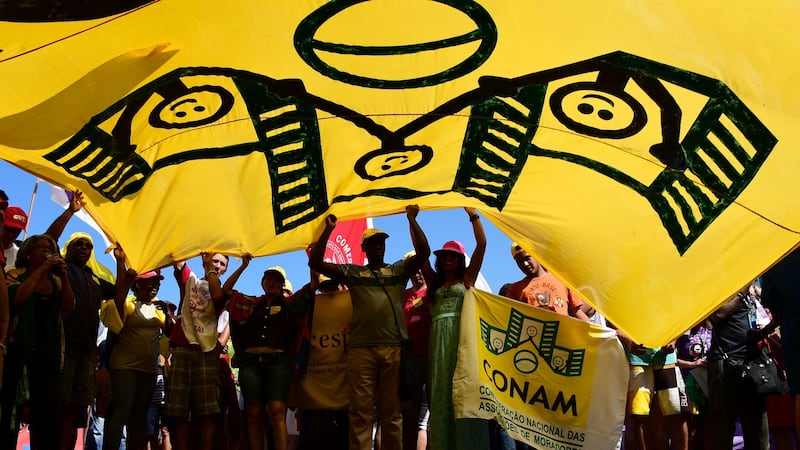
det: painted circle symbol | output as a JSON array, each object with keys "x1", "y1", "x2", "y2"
[
  {"x1": 294, "y1": 0, "x2": 497, "y2": 89},
  {"x1": 355, "y1": 145, "x2": 433, "y2": 180},
  {"x1": 514, "y1": 350, "x2": 539, "y2": 374},
  {"x1": 149, "y1": 86, "x2": 234, "y2": 129},
  {"x1": 549, "y1": 81, "x2": 647, "y2": 139}
]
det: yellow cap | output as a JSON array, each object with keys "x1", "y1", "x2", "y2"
[
  {"x1": 510, "y1": 242, "x2": 527, "y2": 258},
  {"x1": 361, "y1": 228, "x2": 389, "y2": 243}
]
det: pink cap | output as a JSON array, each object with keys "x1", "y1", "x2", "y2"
[{"x1": 433, "y1": 240, "x2": 466, "y2": 256}]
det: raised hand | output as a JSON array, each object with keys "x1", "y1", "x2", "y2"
[
  {"x1": 241, "y1": 253, "x2": 253, "y2": 268},
  {"x1": 69, "y1": 190, "x2": 84, "y2": 213},
  {"x1": 325, "y1": 214, "x2": 337, "y2": 228}
]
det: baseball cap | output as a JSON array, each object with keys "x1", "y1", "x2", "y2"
[
  {"x1": 136, "y1": 271, "x2": 164, "y2": 281},
  {"x1": 361, "y1": 228, "x2": 389, "y2": 244},
  {"x1": 510, "y1": 242, "x2": 527, "y2": 258},
  {"x1": 434, "y1": 240, "x2": 466, "y2": 256},
  {"x1": 3, "y1": 206, "x2": 28, "y2": 230}
]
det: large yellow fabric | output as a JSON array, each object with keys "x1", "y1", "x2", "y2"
[
  {"x1": 453, "y1": 289, "x2": 628, "y2": 449},
  {"x1": 1, "y1": 1, "x2": 799, "y2": 345}
]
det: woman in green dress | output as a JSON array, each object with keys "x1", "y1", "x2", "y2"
[{"x1": 422, "y1": 207, "x2": 487, "y2": 450}]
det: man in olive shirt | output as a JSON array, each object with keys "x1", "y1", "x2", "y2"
[{"x1": 309, "y1": 206, "x2": 430, "y2": 450}]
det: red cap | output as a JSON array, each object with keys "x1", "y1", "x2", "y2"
[
  {"x1": 3, "y1": 206, "x2": 28, "y2": 230},
  {"x1": 433, "y1": 240, "x2": 466, "y2": 256}
]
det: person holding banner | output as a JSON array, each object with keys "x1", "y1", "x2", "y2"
[
  {"x1": 223, "y1": 258, "x2": 310, "y2": 450},
  {"x1": 504, "y1": 243, "x2": 590, "y2": 321},
  {"x1": 166, "y1": 253, "x2": 229, "y2": 450},
  {"x1": 45, "y1": 190, "x2": 119, "y2": 450},
  {"x1": 99, "y1": 246, "x2": 172, "y2": 450},
  {"x1": 421, "y1": 207, "x2": 488, "y2": 450},
  {"x1": 309, "y1": 205, "x2": 430, "y2": 450}
]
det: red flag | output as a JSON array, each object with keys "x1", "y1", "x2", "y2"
[{"x1": 324, "y1": 219, "x2": 368, "y2": 265}]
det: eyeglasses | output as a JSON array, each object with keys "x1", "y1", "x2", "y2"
[{"x1": 31, "y1": 243, "x2": 55, "y2": 252}]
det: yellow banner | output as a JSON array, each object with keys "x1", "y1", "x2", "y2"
[
  {"x1": 292, "y1": 290, "x2": 352, "y2": 410},
  {"x1": 2, "y1": 1, "x2": 800, "y2": 345},
  {"x1": 454, "y1": 289, "x2": 627, "y2": 450}
]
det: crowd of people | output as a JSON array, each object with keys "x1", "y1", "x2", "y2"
[{"x1": 0, "y1": 187, "x2": 798, "y2": 450}]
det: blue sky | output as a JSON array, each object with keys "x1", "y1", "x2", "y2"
[{"x1": 1, "y1": 160, "x2": 525, "y2": 303}]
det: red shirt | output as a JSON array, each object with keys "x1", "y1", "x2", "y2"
[{"x1": 404, "y1": 286, "x2": 431, "y2": 356}]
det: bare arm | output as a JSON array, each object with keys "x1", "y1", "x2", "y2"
[
  {"x1": 308, "y1": 215, "x2": 343, "y2": 279},
  {"x1": 710, "y1": 291, "x2": 744, "y2": 324},
  {"x1": 463, "y1": 207, "x2": 486, "y2": 287},
  {"x1": 153, "y1": 301, "x2": 175, "y2": 335},
  {"x1": 14, "y1": 255, "x2": 65, "y2": 306},
  {"x1": 420, "y1": 261, "x2": 435, "y2": 291},
  {"x1": 613, "y1": 327, "x2": 647, "y2": 355},
  {"x1": 173, "y1": 261, "x2": 188, "y2": 312},
  {"x1": 202, "y1": 252, "x2": 226, "y2": 310},
  {"x1": 218, "y1": 320, "x2": 231, "y2": 347},
  {"x1": 45, "y1": 189, "x2": 83, "y2": 243},
  {"x1": 571, "y1": 307, "x2": 591, "y2": 322},
  {"x1": 112, "y1": 245, "x2": 135, "y2": 319},
  {"x1": 404, "y1": 205, "x2": 431, "y2": 276},
  {"x1": 221, "y1": 254, "x2": 251, "y2": 299}
]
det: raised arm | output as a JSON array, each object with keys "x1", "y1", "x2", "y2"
[
  {"x1": 404, "y1": 205, "x2": 430, "y2": 276},
  {"x1": 463, "y1": 207, "x2": 486, "y2": 287},
  {"x1": 202, "y1": 252, "x2": 226, "y2": 310},
  {"x1": 306, "y1": 243, "x2": 321, "y2": 292},
  {"x1": 173, "y1": 261, "x2": 188, "y2": 311},
  {"x1": 112, "y1": 245, "x2": 135, "y2": 319},
  {"x1": 45, "y1": 189, "x2": 83, "y2": 243},
  {"x1": 710, "y1": 290, "x2": 744, "y2": 324},
  {"x1": 222, "y1": 254, "x2": 251, "y2": 299},
  {"x1": 308, "y1": 214, "x2": 343, "y2": 279},
  {"x1": 13, "y1": 253, "x2": 69, "y2": 307}
]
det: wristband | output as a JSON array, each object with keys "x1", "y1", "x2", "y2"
[{"x1": 469, "y1": 214, "x2": 480, "y2": 222}]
